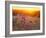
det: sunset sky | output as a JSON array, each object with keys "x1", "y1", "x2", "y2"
[{"x1": 12, "y1": 6, "x2": 40, "y2": 17}]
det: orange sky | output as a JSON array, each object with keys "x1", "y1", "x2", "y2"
[{"x1": 12, "y1": 7, "x2": 40, "y2": 17}]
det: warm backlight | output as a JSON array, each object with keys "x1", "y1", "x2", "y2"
[{"x1": 12, "y1": 7, "x2": 40, "y2": 17}]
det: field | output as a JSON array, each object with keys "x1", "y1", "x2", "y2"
[{"x1": 12, "y1": 7, "x2": 40, "y2": 31}]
